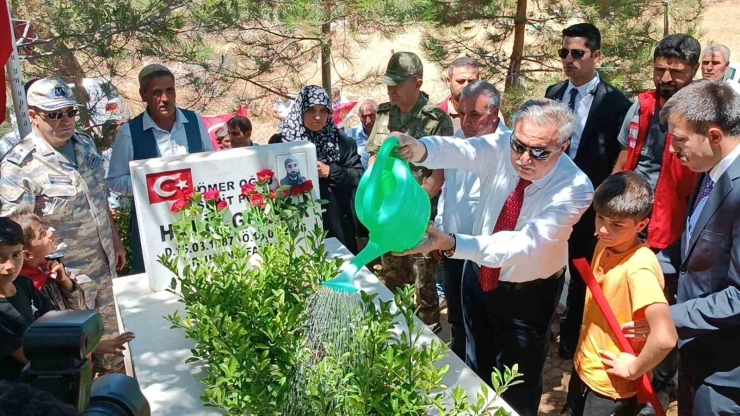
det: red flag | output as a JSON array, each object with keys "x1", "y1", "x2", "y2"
[
  {"x1": 572, "y1": 258, "x2": 667, "y2": 416},
  {"x1": 332, "y1": 101, "x2": 357, "y2": 127},
  {"x1": 0, "y1": 0, "x2": 15, "y2": 123},
  {"x1": 146, "y1": 169, "x2": 194, "y2": 205},
  {"x1": 201, "y1": 106, "x2": 249, "y2": 149}
]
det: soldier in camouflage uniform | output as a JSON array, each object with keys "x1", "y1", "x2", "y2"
[
  {"x1": 366, "y1": 52, "x2": 454, "y2": 331},
  {"x1": 0, "y1": 79, "x2": 128, "y2": 374}
]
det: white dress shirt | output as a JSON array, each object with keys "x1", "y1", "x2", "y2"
[
  {"x1": 561, "y1": 73, "x2": 600, "y2": 158},
  {"x1": 434, "y1": 122, "x2": 510, "y2": 235},
  {"x1": 345, "y1": 125, "x2": 371, "y2": 169},
  {"x1": 107, "y1": 108, "x2": 215, "y2": 196},
  {"x1": 273, "y1": 98, "x2": 294, "y2": 119},
  {"x1": 419, "y1": 133, "x2": 594, "y2": 283}
]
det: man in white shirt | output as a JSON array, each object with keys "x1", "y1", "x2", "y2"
[
  {"x1": 433, "y1": 80, "x2": 508, "y2": 360},
  {"x1": 107, "y1": 64, "x2": 215, "y2": 273},
  {"x1": 345, "y1": 100, "x2": 377, "y2": 169},
  {"x1": 273, "y1": 86, "x2": 294, "y2": 126},
  {"x1": 701, "y1": 44, "x2": 740, "y2": 94},
  {"x1": 438, "y1": 57, "x2": 506, "y2": 132},
  {"x1": 394, "y1": 98, "x2": 594, "y2": 416}
]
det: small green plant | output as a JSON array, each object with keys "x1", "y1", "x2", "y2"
[
  {"x1": 161, "y1": 169, "x2": 522, "y2": 415},
  {"x1": 296, "y1": 285, "x2": 522, "y2": 415}
]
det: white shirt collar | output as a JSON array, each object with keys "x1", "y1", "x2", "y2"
[
  {"x1": 142, "y1": 108, "x2": 188, "y2": 133},
  {"x1": 460, "y1": 120, "x2": 509, "y2": 141},
  {"x1": 709, "y1": 142, "x2": 740, "y2": 182},
  {"x1": 566, "y1": 73, "x2": 600, "y2": 98}
]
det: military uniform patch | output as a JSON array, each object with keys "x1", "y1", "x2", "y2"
[{"x1": 48, "y1": 174, "x2": 73, "y2": 185}]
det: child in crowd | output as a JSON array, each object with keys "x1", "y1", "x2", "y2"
[
  {"x1": 566, "y1": 172, "x2": 678, "y2": 416},
  {"x1": 11, "y1": 211, "x2": 85, "y2": 311},
  {"x1": 0, "y1": 218, "x2": 134, "y2": 382},
  {"x1": 216, "y1": 126, "x2": 231, "y2": 149}
]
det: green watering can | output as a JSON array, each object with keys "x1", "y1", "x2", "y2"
[{"x1": 322, "y1": 136, "x2": 431, "y2": 294}]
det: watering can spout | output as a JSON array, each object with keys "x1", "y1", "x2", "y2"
[{"x1": 322, "y1": 241, "x2": 385, "y2": 294}]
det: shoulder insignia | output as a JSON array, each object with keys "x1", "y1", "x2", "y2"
[
  {"x1": 73, "y1": 131, "x2": 95, "y2": 144},
  {"x1": 377, "y1": 102, "x2": 392, "y2": 112},
  {"x1": 420, "y1": 105, "x2": 448, "y2": 121},
  {"x1": 3, "y1": 142, "x2": 33, "y2": 166}
]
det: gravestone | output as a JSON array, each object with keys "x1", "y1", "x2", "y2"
[{"x1": 130, "y1": 142, "x2": 320, "y2": 291}]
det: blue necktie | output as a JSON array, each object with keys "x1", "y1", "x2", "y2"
[
  {"x1": 568, "y1": 88, "x2": 579, "y2": 111},
  {"x1": 687, "y1": 175, "x2": 714, "y2": 248},
  {"x1": 692, "y1": 175, "x2": 714, "y2": 213}
]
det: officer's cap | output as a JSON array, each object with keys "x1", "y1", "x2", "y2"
[
  {"x1": 26, "y1": 78, "x2": 79, "y2": 112},
  {"x1": 379, "y1": 52, "x2": 424, "y2": 86}
]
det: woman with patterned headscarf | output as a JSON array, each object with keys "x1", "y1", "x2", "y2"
[{"x1": 278, "y1": 85, "x2": 364, "y2": 254}]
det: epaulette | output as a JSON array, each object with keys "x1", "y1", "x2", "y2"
[
  {"x1": 420, "y1": 105, "x2": 448, "y2": 121},
  {"x1": 377, "y1": 102, "x2": 393, "y2": 112},
  {"x1": 72, "y1": 131, "x2": 97, "y2": 148},
  {"x1": 3, "y1": 141, "x2": 33, "y2": 166}
]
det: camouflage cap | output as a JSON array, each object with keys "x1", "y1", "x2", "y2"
[
  {"x1": 26, "y1": 78, "x2": 79, "y2": 111},
  {"x1": 379, "y1": 52, "x2": 424, "y2": 85}
]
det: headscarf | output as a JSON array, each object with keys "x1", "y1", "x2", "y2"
[{"x1": 279, "y1": 85, "x2": 341, "y2": 163}]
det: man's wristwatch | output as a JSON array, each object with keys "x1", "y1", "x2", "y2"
[{"x1": 442, "y1": 233, "x2": 456, "y2": 258}]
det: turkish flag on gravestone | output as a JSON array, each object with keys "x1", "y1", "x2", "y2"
[
  {"x1": 145, "y1": 169, "x2": 195, "y2": 205},
  {"x1": 0, "y1": 0, "x2": 14, "y2": 122}
]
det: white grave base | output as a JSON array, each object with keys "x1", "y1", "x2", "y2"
[{"x1": 113, "y1": 238, "x2": 516, "y2": 416}]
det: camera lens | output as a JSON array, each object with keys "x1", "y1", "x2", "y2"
[{"x1": 82, "y1": 374, "x2": 150, "y2": 416}]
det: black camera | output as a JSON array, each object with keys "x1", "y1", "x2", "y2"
[{"x1": 21, "y1": 310, "x2": 150, "y2": 415}]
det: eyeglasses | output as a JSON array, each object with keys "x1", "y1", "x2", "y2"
[
  {"x1": 509, "y1": 133, "x2": 564, "y2": 161},
  {"x1": 558, "y1": 48, "x2": 588, "y2": 60},
  {"x1": 41, "y1": 108, "x2": 79, "y2": 120}
]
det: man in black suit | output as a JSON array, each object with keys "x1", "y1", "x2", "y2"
[
  {"x1": 545, "y1": 23, "x2": 632, "y2": 358},
  {"x1": 650, "y1": 80, "x2": 740, "y2": 415}
]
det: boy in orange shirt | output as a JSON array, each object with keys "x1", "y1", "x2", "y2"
[{"x1": 566, "y1": 172, "x2": 678, "y2": 416}]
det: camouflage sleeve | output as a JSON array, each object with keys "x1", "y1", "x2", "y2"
[
  {"x1": 432, "y1": 112, "x2": 454, "y2": 137},
  {"x1": 0, "y1": 167, "x2": 36, "y2": 216}
]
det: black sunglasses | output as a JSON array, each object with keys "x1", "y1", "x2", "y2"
[
  {"x1": 558, "y1": 48, "x2": 588, "y2": 59},
  {"x1": 42, "y1": 108, "x2": 79, "y2": 120},
  {"x1": 509, "y1": 133, "x2": 564, "y2": 161}
]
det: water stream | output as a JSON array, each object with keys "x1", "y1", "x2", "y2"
[{"x1": 282, "y1": 286, "x2": 363, "y2": 415}]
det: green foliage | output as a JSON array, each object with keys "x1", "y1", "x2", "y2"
[
  {"x1": 162, "y1": 174, "x2": 523, "y2": 415},
  {"x1": 112, "y1": 197, "x2": 134, "y2": 277}
]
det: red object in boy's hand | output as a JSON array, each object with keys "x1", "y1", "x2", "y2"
[{"x1": 572, "y1": 258, "x2": 667, "y2": 416}]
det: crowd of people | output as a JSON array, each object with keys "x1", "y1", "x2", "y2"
[{"x1": 0, "y1": 19, "x2": 738, "y2": 416}]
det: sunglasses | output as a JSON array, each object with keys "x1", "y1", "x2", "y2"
[
  {"x1": 509, "y1": 133, "x2": 564, "y2": 161},
  {"x1": 41, "y1": 108, "x2": 79, "y2": 120},
  {"x1": 558, "y1": 48, "x2": 588, "y2": 59}
]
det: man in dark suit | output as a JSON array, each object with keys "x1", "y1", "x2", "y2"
[
  {"x1": 545, "y1": 23, "x2": 632, "y2": 358},
  {"x1": 651, "y1": 80, "x2": 740, "y2": 415}
]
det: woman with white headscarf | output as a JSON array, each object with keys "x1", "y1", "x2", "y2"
[{"x1": 278, "y1": 85, "x2": 364, "y2": 253}]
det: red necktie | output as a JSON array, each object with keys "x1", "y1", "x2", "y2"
[{"x1": 478, "y1": 177, "x2": 531, "y2": 292}]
